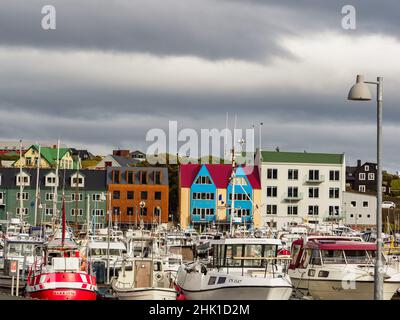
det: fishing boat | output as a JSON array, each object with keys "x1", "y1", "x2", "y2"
[
  {"x1": 288, "y1": 236, "x2": 400, "y2": 300},
  {"x1": 176, "y1": 238, "x2": 293, "y2": 300},
  {"x1": 25, "y1": 198, "x2": 97, "y2": 300}
]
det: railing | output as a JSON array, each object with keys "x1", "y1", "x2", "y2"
[
  {"x1": 282, "y1": 193, "x2": 303, "y2": 201},
  {"x1": 230, "y1": 256, "x2": 292, "y2": 278},
  {"x1": 305, "y1": 175, "x2": 325, "y2": 183}
]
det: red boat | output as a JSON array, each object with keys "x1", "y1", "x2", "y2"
[{"x1": 25, "y1": 197, "x2": 97, "y2": 300}]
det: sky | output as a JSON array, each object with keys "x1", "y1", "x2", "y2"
[{"x1": 0, "y1": 0, "x2": 399, "y2": 171}]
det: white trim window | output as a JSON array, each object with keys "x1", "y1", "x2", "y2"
[
  {"x1": 359, "y1": 173, "x2": 366, "y2": 180},
  {"x1": 92, "y1": 209, "x2": 104, "y2": 216},
  {"x1": 365, "y1": 165, "x2": 369, "y2": 171},
  {"x1": 309, "y1": 187, "x2": 319, "y2": 198},
  {"x1": 329, "y1": 170, "x2": 340, "y2": 181},
  {"x1": 266, "y1": 205, "x2": 277, "y2": 215},
  {"x1": 266, "y1": 186, "x2": 277, "y2": 197},
  {"x1": 363, "y1": 201, "x2": 369, "y2": 208},
  {"x1": 71, "y1": 208, "x2": 83, "y2": 216},
  {"x1": 16, "y1": 172, "x2": 30, "y2": 186},
  {"x1": 45, "y1": 172, "x2": 58, "y2": 187},
  {"x1": 329, "y1": 206, "x2": 340, "y2": 216},
  {"x1": 16, "y1": 207, "x2": 29, "y2": 215},
  {"x1": 92, "y1": 194, "x2": 101, "y2": 201},
  {"x1": 329, "y1": 188, "x2": 340, "y2": 199},
  {"x1": 267, "y1": 169, "x2": 278, "y2": 180},
  {"x1": 45, "y1": 193, "x2": 54, "y2": 201},
  {"x1": 287, "y1": 205, "x2": 298, "y2": 215},
  {"x1": 351, "y1": 201, "x2": 356, "y2": 208},
  {"x1": 368, "y1": 173, "x2": 375, "y2": 180},
  {"x1": 288, "y1": 169, "x2": 298, "y2": 180},
  {"x1": 45, "y1": 208, "x2": 54, "y2": 216},
  {"x1": 308, "y1": 205, "x2": 319, "y2": 216},
  {"x1": 71, "y1": 193, "x2": 83, "y2": 201},
  {"x1": 70, "y1": 173, "x2": 85, "y2": 187},
  {"x1": 359, "y1": 185, "x2": 366, "y2": 192},
  {"x1": 16, "y1": 192, "x2": 29, "y2": 200}
]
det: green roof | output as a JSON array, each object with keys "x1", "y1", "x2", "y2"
[
  {"x1": 261, "y1": 150, "x2": 344, "y2": 164},
  {"x1": 32, "y1": 145, "x2": 70, "y2": 165}
]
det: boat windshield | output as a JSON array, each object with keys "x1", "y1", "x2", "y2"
[
  {"x1": 320, "y1": 249, "x2": 376, "y2": 264},
  {"x1": 7, "y1": 243, "x2": 36, "y2": 257},
  {"x1": 90, "y1": 249, "x2": 122, "y2": 256}
]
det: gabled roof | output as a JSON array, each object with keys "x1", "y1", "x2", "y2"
[
  {"x1": 111, "y1": 155, "x2": 140, "y2": 167},
  {"x1": 33, "y1": 145, "x2": 70, "y2": 165},
  {"x1": 180, "y1": 164, "x2": 261, "y2": 189},
  {"x1": 261, "y1": 150, "x2": 344, "y2": 164}
]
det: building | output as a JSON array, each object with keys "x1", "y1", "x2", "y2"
[
  {"x1": 346, "y1": 159, "x2": 391, "y2": 195},
  {"x1": 130, "y1": 150, "x2": 146, "y2": 162},
  {"x1": 343, "y1": 191, "x2": 376, "y2": 228},
  {"x1": 70, "y1": 148, "x2": 93, "y2": 160},
  {"x1": 0, "y1": 168, "x2": 107, "y2": 228},
  {"x1": 0, "y1": 141, "x2": 68, "y2": 155},
  {"x1": 255, "y1": 149, "x2": 346, "y2": 229},
  {"x1": 94, "y1": 155, "x2": 140, "y2": 169},
  {"x1": 106, "y1": 166, "x2": 169, "y2": 229},
  {"x1": 179, "y1": 164, "x2": 262, "y2": 232},
  {"x1": 113, "y1": 149, "x2": 130, "y2": 157},
  {"x1": 13, "y1": 145, "x2": 79, "y2": 169}
]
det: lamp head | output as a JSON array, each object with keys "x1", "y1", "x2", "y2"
[{"x1": 348, "y1": 75, "x2": 372, "y2": 101}]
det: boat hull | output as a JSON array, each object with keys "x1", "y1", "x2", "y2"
[
  {"x1": 27, "y1": 288, "x2": 97, "y2": 300},
  {"x1": 114, "y1": 288, "x2": 177, "y2": 300}
]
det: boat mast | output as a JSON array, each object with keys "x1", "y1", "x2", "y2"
[
  {"x1": 229, "y1": 115, "x2": 237, "y2": 237},
  {"x1": 18, "y1": 139, "x2": 24, "y2": 231},
  {"x1": 53, "y1": 140, "x2": 60, "y2": 231},
  {"x1": 34, "y1": 144, "x2": 41, "y2": 227}
]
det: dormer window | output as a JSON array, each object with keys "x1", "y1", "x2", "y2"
[
  {"x1": 45, "y1": 172, "x2": 59, "y2": 187},
  {"x1": 16, "y1": 172, "x2": 30, "y2": 186},
  {"x1": 195, "y1": 176, "x2": 212, "y2": 184},
  {"x1": 365, "y1": 165, "x2": 369, "y2": 171},
  {"x1": 70, "y1": 173, "x2": 84, "y2": 187}
]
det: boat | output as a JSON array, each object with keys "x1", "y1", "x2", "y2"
[
  {"x1": 288, "y1": 236, "x2": 400, "y2": 300},
  {"x1": 175, "y1": 237, "x2": 293, "y2": 300}
]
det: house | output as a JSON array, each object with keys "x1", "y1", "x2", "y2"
[
  {"x1": 255, "y1": 149, "x2": 346, "y2": 229},
  {"x1": 343, "y1": 191, "x2": 376, "y2": 229},
  {"x1": 0, "y1": 168, "x2": 107, "y2": 229},
  {"x1": 70, "y1": 148, "x2": 93, "y2": 160},
  {"x1": 346, "y1": 160, "x2": 391, "y2": 195},
  {"x1": 94, "y1": 155, "x2": 140, "y2": 169},
  {"x1": 179, "y1": 164, "x2": 262, "y2": 232},
  {"x1": 0, "y1": 141, "x2": 67, "y2": 155},
  {"x1": 130, "y1": 150, "x2": 146, "y2": 162},
  {"x1": 106, "y1": 166, "x2": 169, "y2": 229},
  {"x1": 13, "y1": 145, "x2": 79, "y2": 169},
  {"x1": 113, "y1": 149, "x2": 130, "y2": 157}
]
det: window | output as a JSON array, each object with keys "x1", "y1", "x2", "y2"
[
  {"x1": 359, "y1": 173, "x2": 366, "y2": 180},
  {"x1": 92, "y1": 193, "x2": 101, "y2": 201},
  {"x1": 16, "y1": 208, "x2": 29, "y2": 215},
  {"x1": 126, "y1": 171, "x2": 134, "y2": 184},
  {"x1": 309, "y1": 187, "x2": 319, "y2": 198},
  {"x1": 288, "y1": 206, "x2": 298, "y2": 215},
  {"x1": 71, "y1": 174, "x2": 84, "y2": 187},
  {"x1": 127, "y1": 191, "x2": 134, "y2": 200},
  {"x1": 17, "y1": 192, "x2": 29, "y2": 200},
  {"x1": 288, "y1": 169, "x2": 298, "y2": 180},
  {"x1": 266, "y1": 186, "x2": 277, "y2": 197},
  {"x1": 318, "y1": 270, "x2": 330, "y2": 278},
  {"x1": 208, "y1": 276, "x2": 217, "y2": 285},
  {"x1": 195, "y1": 176, "x2": 212, "y2": 184},
  {"x1": 113, "y1": 207, "x2": 120, "y2": 215},
  {"x1": 141, "y1": 172, "x2": 147, "y2": 184},
  {"x1": 26, "y1": 157, "x2": 32, "y2": 165},
  {"x1": 71, "y1": 193, "x2": 83, "y2": 201},
  {"x1": 368, "y1": 173, "x2": 375, "y2": 180},
  {"x1": 45, "y1": 193, "x2": 54, "y2": 201},
  {"x1": 92, "y1": 209, "x2": 104, "y2": 216},
  {"x1": 363, "y1": 201, "x2": 369, "y2": 208},
  {"x1": 329, "y1": 188, "x2": 340, "y2": 199},
  {"x1": 113, "y1": 191, "x2": 120, "y2": 200},
  {"x1": 365, "y1": 165, "x2": 369, "y2": 171},
  {"x1": 113, "y1": 170, "x2": 120, "y2": 183},
  {"x1": 45, "y1": 208, "x2": 53, "y2": 216},
  {"x1": 154, "y1": 207, "x2": 161, "y2": 216},
  {"x1": 288, "y1": 187, "x2": 298, "y2": 198},
  {"x1": 217, "y1": 277, "x2": 226, "y2": 284},
  {"x1": 308, "y1": 205, "x2": 319, "y2": 216},
  {"x1": 71, "y1": 208, "x2": 83, "y2": 216},
  {"x1": 308, "y1": 170, "x2": 319, "y2": 181},
  {"x1": 155, "y1": 171, "x2": 161, "y2": 184},
  {"x1": 308, "y1": 269, "x2": 316, "y2": 277},
  {"x1": 266, "y1": 205, "x2": 277, "y2": 215},
  {"x1": 359, "y1": 185, "x2": 366, "y2": 192},
  {"x1": 329, "y1": 206, "x2": 340, "y2": 216},
  {"x1": 141, "y1": 191, "x2": 148, "y2": 200},
  {"x1": 351, "y1": 201, "x2": 356, "y2": 208},
  {"x1": 155, "y1": 191, "x2": 162, "y2": 200},
  {"x1": 16, "y1": 173, "x2": 30, "y2": 186},
  {"x1": 127, "y1": 207, "x2": 134, "y2": 216},
  {"x1": 329, "y1": 170, "x2": 340, "y2": 181},
  {"x1": 45, "y1": 173, "x2": 58, "y2": 187},
  {"x1": 140, "y1": 207, "x2": 148, "y2": 216},
  {"x1": 267, "y1": 169, "x2": 278, "y2": 179}
]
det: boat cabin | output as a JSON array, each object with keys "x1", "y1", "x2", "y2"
[{"x1": 289, "y1": 237, "x2": 377, "y2": 270}]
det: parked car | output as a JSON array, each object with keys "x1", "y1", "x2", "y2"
[{"x1": 382, "y1": 201, "x2": 396, "y2": 209}]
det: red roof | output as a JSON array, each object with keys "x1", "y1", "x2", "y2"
[{"x1": 179, "y1": 164, "x2": 261, "y2": 189}]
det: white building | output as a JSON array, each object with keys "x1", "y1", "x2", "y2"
[
  {"x1": 343, "y1": 191, "x2": 376, "y2": 227},
  {"x1": 255, "y1": 149, "x2": 346, "y2": 229}
]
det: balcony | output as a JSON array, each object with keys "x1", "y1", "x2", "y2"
[
  {"x1": 305, "y1": 174, "x2": 325, "y2": 183},
  {"x1": 282, "y1": 193, "x2": 303, "y2": 201}
]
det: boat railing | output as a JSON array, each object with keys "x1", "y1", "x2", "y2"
[{"x1": 230, "y1": 256, "x2": 292, "y2": 278}]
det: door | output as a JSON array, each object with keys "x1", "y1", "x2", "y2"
[{"x1": 134, "y1": 260, "x2": 152, "y2": 288}]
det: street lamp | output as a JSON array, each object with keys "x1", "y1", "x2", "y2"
[{"x1": 348, "y1": 74, "x2": 383, "y2": 300}]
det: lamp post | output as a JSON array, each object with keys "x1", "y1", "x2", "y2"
[{"x1": 348, "y1": 74, "x2": 383, "y2": 300}]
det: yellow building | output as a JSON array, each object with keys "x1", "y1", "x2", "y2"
[{"x1": 13, "y1": 145, "x2": 78, "y2": 169}]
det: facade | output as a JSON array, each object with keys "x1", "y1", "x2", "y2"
[
  {"x1": 13, "y1": 145, "x2": 78, "y2": 169},
  {"x1": 179, "y1": 164, "x2": 262, "y2": 231},
  {"x1": 346, "y1": 160, "x2": 391, "y2": 195},
  {"x1": 106, "y1": 166, "x2": 169, "y2": 229},
  {"x1": 255, "y1": 149, "x2": 346, "y2": 229},
  {"x1": 0, "y1": 168, "x2": 107, "y2": 228},
  {"x1": 94, "y1": 155, "x2": 140, "y2": 169},
  {"x1": 343, "y1": 191, "x2": 376, "y2": 228}
]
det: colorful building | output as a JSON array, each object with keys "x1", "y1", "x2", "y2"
[
  {"x1": 179, "y1": 164, "x2": 262, "y2": 231},
  {"x1": 106, "y1": 166, "x2": 169, "y2": 229},
  {"x1": 0, "y1": 168, "x2": 107, "y2": 229},
  {"x1": 13, "y1": 144, "x2": 79, "y2": 169}
]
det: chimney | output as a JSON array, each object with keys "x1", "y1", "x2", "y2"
[
  {"x1": 357, "y1": 159, "x2": 361, "y2": 167},
  {"x1": 53, "y1": 144, "x2": 57, "y2": 149}
]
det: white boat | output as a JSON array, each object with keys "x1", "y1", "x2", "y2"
[
  {"x1": 176, "y1": 238, "x2": 293, "y2": 300},
  {"x1": 111, "y1": 257, "x2": 177, "y2": 300},
  {"x1": 288, "y1": 236, "x2": 400, "y2": 300}
]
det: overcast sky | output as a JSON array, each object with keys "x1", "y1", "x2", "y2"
[{"x1": 0, "y1": 1, "x2": 399, "y2": 171}]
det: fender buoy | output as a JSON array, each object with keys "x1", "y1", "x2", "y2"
[{"x1": 176, "y1": 293, "x2": 186, "y2": 300}]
